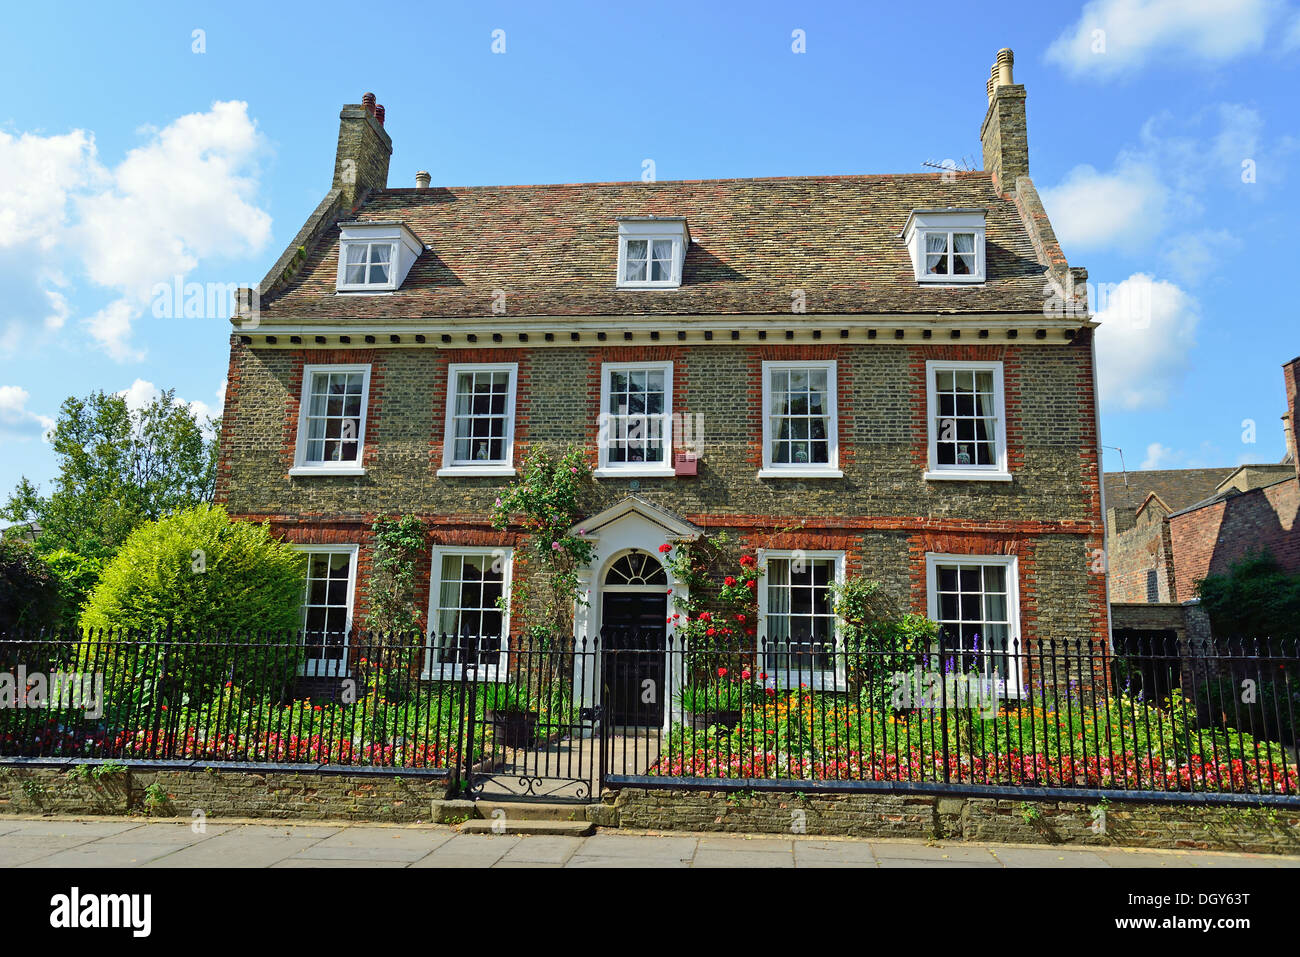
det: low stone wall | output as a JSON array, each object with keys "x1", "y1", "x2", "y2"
[
  {"x1": 0, "y1": 765, "x2": 455, "y2": 823},
  {"x1": 604, "y1": 788, "x2": 1300, "y2": 855}
]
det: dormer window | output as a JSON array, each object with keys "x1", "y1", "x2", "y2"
[
  {"x1": 901, "y1": 209, "x2": 986, "y2": 284},
  {"x1": 336, "y1": 221, "x2": 423, "y2": 292},
  {"x1": 617, "y1": 217, "x2": 688, "y2": 289}
]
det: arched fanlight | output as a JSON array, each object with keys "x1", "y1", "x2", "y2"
[{"x1": 604, "y1": 551, "x2": 668, "y2": 586}]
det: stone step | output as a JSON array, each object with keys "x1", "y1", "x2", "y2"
[
  {"x1": 473, "y1": 801, "x2": 591, "y2": 822},
  {"x1": 459, "y1": 819, "x2": 594, "y2": 837}
]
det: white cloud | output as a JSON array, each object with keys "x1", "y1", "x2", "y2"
[
  {"x1": 1094, "y1": 273, "x2": 1200, "y2": 410},
  {"x1": 1160, "y1": 229, "x2": 1242, "y2": 285},
  {"x1": 0, "y1": 101, "x2": 270, "y2": 363},
  {"x1": 1039, "y1": 160, "x2": 1168, "y2": 251},
  {"x1": 1138, "y1": 440, "x2": 1223, "y2": 470},
  {"x1": 118, "y1": 378, "x2": 217, "y2": 435},
  {"x1": 0, "y1": 385, "x2": 54, "y2": 440},
  {"x1": 1047, "y1": 0, "x2": 1282, "y2": 78},
  {"x1": 1139, "y1": 442, "x2": 1176, "y2": 470}
]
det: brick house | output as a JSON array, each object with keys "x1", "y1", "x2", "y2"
[
  {"x1": 215, "y1": 49, "x2": 1105, "y2": 718},
  {"x1": 1105, "y1": 356, "x2": 1300, "y2": 651}
]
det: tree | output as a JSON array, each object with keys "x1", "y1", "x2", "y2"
[
  {"x1": 2, "y1": 389, "x2": 218, "y2": 561},
  {"x1": 0, "y1": 540, "x2": 64, "y2": 635},
  {"x1": 82, "y1": 504, "x2": 304, "y2": 638},
  {"x1": 1195, "y1": 550, "x2": 1300, "y2": 644}
]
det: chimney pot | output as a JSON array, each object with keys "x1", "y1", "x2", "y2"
[
  {"x1": 375, "y1": 104, "x2": 385, "y2": 126},
  {"x1": 997, "y1": 48, "x2": 1015, "y2": 83},
  {"x1": 415, "y1": 170, "x2": 431, "y2": 189},
  {"x1": 362, "y1": 92, "x2": 376, "y2": 114}
]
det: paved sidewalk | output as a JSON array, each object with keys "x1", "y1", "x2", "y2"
[{"x1": 2, "y1": 817, "x2": 1297, "y2": 868}]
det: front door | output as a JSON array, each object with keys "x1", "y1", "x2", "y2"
[{"x1": 601, "y1": 592, "x2": 666, "y2": 726}]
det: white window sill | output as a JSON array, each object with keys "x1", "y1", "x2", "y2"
[
  {"x1": 616, "y1": 282, "x2": 681, "y2": 290},
  {"x1": 916, "y1": 276, "x2": 985, "y2": 285},
  {"x1": 436, "y1": 466, "x2": 516, "y2": 478},
  {"x1": 763, "y1": 674, "x2": 848, "y2": 693},
  {"x1": 593, "y1": 466, "x2": 676, "y2": 479},
  {"x1": 923, "y1": 470, "x2": 1013, "y2": 483},
  {"x1": 757, "y1": 468, "x2": 844, "y2": 479},
  {"x1": 334, "y1": 288, "x2": 396, "y2": 295},
  {"x1": 289, "y1": 465, "x2": 367, "y2": 477}
]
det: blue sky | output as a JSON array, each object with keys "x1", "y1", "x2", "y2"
[{"x1": 2, "y1": 0, "x2": 1298, "y2": 506}]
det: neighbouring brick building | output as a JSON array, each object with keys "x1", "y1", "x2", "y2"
[
  {"x1": 1106, "y1": 356, "x2": 1300, "y2": 649},
  {"x1": 215, "y1": 49, "x2": 1106, "y2": 717}
]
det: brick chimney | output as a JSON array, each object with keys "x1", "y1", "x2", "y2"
[
  {"x1": 332, "y1": 92, "x2": 392, "y2": 210},
  {"x1": 980, "y1": 48, "x2": 1029, "y2": 193},
  {"x1": 1284, "y1": 355, "x2": 1300, "y2": 476}
]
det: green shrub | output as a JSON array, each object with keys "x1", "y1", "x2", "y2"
[
  {"x1": 81, "y1": 505, "x2": 307, "y2": 697},
  {"x1": 42, "y1": 549, "x2": 102, "y2": 635},
  {"x1": 1196, "y1": 550, "x2": 1300, "y2": 644}
]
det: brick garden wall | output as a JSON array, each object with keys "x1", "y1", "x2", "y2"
[{"x1": 1168, "y1": 478, "x2": 1300, "y2": 603}]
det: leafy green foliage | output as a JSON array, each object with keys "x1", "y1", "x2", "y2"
[
  {"x1": 490, "y1": 446, "x2": 595, "y2": 646},
  {"x1": 2, "y1": 388, "x2": 218, "y2": 561},
  {"x1": 42, "y1": 549, "x2": 103, "y2": 634},
  {"x1": 831, "y1": 575, "x2": 939, "y2": 694},
  {"x1": 0, "y1": 539, "x2": 64, "y2": 635},
  {"x1": 364, "y1": 515, "x2": 429, "y2": 636},
  {"x1": 1195, "y1": 550, "x2": 1300, "y2": 643},
  {"x1": 81, "y1": 503, "x2": 304, "y2": 638}
]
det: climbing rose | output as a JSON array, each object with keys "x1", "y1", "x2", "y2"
[
  {"x1": 658, "y1": 543, "x2": 672, "y2": 554},
  {"x1": 724, "y1": 575, "x2": 736, "y2": 586},
  {"x1": 740, "y1": 555, "x2": 757, "y2": 567}
]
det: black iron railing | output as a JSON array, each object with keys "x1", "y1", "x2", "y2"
[{"x1": 0, "y1": 630, "x2": 1296, "y2": 803}]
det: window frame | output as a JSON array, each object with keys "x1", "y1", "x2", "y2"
[
  {"x1": 924, "y1": 552, "x2": 1023, "y2": 699},
  {"x1": 438, "y1": 362, "x2": 519, "y2": 477},
  {"x1": 337, "y1": 240, "x2": 398, "y2": 291},
  {"x1": 293, "y1": 543, "x2": 358, "y2": 677},
  {"x1": 924, "y1": 359, "x2": 1011, "y2": 482},
  {"x1": 423, "y1": 546, "x2": 513, "y2": 682},
  {"x1": 616, "y1": 219, "x2": 687, "y2": 289},
  {"x1": 918, "y1": 229, "x2": 984, "y2": 282},
  {"x1": 595, "y1": 360, "x2": 676, "y2": 478},
  {"x1": 759, "y1": 359, "x2": 843, "y2": 478},
  {"x1": 290, "y1": 363, "x2": 371, "y2": 477},
  {"x1": 756, "y1": 548, "x2": 847, "y2": 692}
]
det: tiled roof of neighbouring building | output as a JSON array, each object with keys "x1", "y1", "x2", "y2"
[{"x1": 1103, "y1": 468, "x2": 1236, "y2": 515}]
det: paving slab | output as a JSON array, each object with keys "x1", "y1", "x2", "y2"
[
  {"x1": 499, "y1": 835, "x2": 585, "y2": 864},
  {"x1": 868, "y1": 841, "x2": 1000, "y2": 863},
  {"x1": 695, "y1": 849, "x2": 795, "y2": 868},
  {"x1": 298, "y1": 827, "x2": 455, "y2": 861},
  {"x1": 793, "y1": 840, "x2": 880, "y2": 867},
  {"x1": 1, "y1": 820, "x2": 144, "y2": 839},
  {"x1": 95, "y1": 823, "x2": 234, "y2": 844},
  {"x1": 142, "y1": 833, "x2": 322, "y2": 868},
  {"x1": 0, "y1": 837, "x2": 96, "y2": 867},
  {"x1": 988, "y1": 847, "x2": 1110, "y2": 867},
  {"x1": 698, "y1": 836, "x2": 795, "y2": 854},
  {"x1": 410, "y1": 833, "x2": 521, "y2": 867},
  {"x1": 272, "y1": 858, "x2": 411, "y2": 868},
  {"x1": 564, "y1": 854, "x2": 690, "y2": 868},
  {"x1": 576, "y1": 834, "x2": 698, "y2": 860},
  {"x1": 19, "y1": 842, "x2": 183, "y2": 868}
]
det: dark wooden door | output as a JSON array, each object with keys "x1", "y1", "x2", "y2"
[{"x1": 601, "y1": 592, "x2": 667, "y2": 726}]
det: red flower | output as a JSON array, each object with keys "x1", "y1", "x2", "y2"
[
  {"x1": 717, "y1": 667, "x2": 727, "y2": 677},
  {"x1": 736, "y1": 613, "x2": 746, "y2": 622},
  {"x1": 739, "y1": 555, "x2": 757, "y2": 567},
  {"x1": 741, "y1": 669, "x2": 752, "y2": 680},
  {"x1": 706, "y1": 627, "x2": 716, "y2": 636},
  {"x1": 658, "y1": 543, "x2": 673, "y2": 554},
  {"x1": 724, "y1": 575, "x2": 737, "y2": 586},
  {"x1": 745, "y1": 579, "x2": 757, "y2": 589}
]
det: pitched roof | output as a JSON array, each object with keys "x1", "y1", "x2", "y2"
[
  {"x1": 1103, "y1": 468, "x2": 1236, "y2": 515},
  {"x1": 259, "y1": 172, "x2": 1065, "y2": 321}
]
